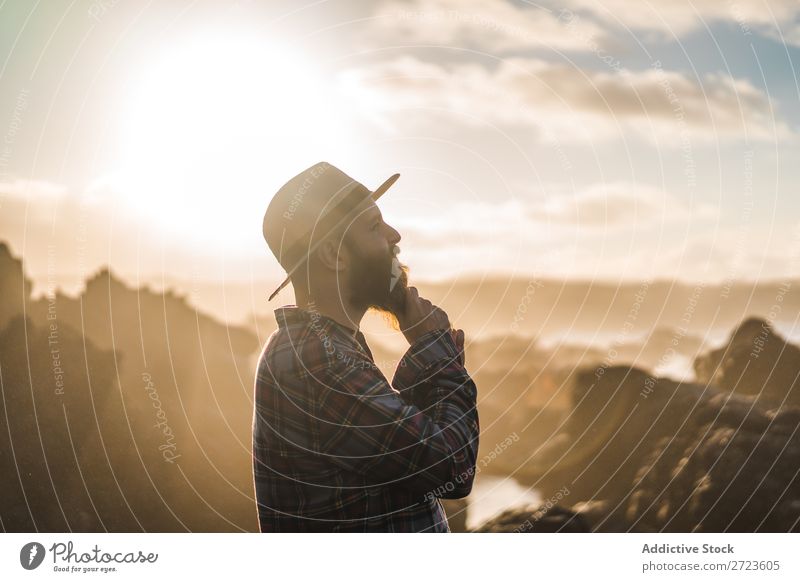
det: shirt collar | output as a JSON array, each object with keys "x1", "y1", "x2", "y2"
[
  {"x1": 274, "y1": 305, "x2": 375, "y2": 362},
  {"x1": 274, "y1": 305, "x2": 365, "y2": 342}
]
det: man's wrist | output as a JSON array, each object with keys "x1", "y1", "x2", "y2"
[
  {"x1": 404, "y1": 327, "x2": 451, "y2": 349},
  {"x1": 407, "y1": 328, "x2": 455, "y2": 356},
  {"x1": 394, "y1": 328, "x2": 460, "y2": 388}
]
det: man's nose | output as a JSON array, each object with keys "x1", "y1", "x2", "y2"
[{"x1": 386, "y1": 223, "x2": 401, "y2": 245}]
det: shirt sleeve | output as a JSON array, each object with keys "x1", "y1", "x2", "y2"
[{"x1": 305, "y1": 329, "x2": 479, "y2": 500}]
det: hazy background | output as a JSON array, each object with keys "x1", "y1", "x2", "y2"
[{"x1": 2, "y1": 0, "x2": 799, "y2": 532}]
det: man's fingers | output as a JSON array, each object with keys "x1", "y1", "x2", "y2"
[
  {"x1": 448, "y1": 328, "x2": 465, "y2": 365},
  {"x1": 398, "y1": 288, "x2": 459, "y2": 346},
  {"x1": 401, "y1": 287, "x2": 421, "y2": 317}
]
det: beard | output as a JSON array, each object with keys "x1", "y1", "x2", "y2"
[
  {"x1": 372, "y1": 260, "x2": 409, "y2": 330},
  {"x1": 346, "y1": 243, "x2": 409, "y2": 330}
]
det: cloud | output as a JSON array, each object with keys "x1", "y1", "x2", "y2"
[
  {"x1": 401, "y1": 209, "x2": 800, "y2": 285},
  {"x1": 367, "y1": 0, "x2": 609, "y2": 52},
  {"x1": 369, "y1": 0, "x2": 800, "y2": 51},
  {"x1": 386, "y1": 180, "x2": 720, "y2": 280},
  {"x1": 0, "y1": 179, "x2": 68, "y2": 199},
  {"x1": 645, "y1": 223, "x2": 800, "y2": 283},
  {"x1": 338, "y1": 55, "x2": 792, "y2": 143},
  {"x1": 560, "y1": 0, "x2": 800, "y2": 42},
  {"x1": 527, "y1": 182, "x2": 717, "y2": 228},
  {"x1": 393, "y1": 181, "x2": 715, "y2": 236}
]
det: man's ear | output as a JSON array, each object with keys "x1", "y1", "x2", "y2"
[{"x1": 315, "y1": 238, "x2": 348, "y2": 272}]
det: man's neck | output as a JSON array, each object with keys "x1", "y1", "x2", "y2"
[{"x1": 295, "y1": 288, "x2": 364, "y2": 337}]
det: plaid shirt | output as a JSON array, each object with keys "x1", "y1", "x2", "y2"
[{"x1": 252, "y1": 305, "x2": 479, "y2": 532}]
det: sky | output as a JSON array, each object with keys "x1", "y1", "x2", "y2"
[{"x1": 1, "y1": 0, "x2": 799, "y2": 303}]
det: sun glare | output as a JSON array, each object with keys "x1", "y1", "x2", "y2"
[{"x1": 112, "y1": 34, "x2": 347, "y2": 249}]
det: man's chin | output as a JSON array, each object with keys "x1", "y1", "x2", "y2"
[{"x1": 369, "y1": 264, "x2": 409, "y2": 330}]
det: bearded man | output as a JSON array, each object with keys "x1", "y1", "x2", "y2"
[{"x1": 253, "y1": 161, "x2": 479, "y2": 532}]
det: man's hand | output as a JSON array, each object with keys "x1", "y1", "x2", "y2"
[{"x1": 397, "y1": 286, "x2": 451, "y2": 345}]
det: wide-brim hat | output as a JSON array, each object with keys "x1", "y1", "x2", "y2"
[{"x1": 263, "y1": 161, "x2": 400, "y2": 301}]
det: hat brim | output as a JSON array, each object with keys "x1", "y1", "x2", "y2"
[
  {"x1": 268, "y1": 172, "x2": 400, "y2": 301},
  {"x1": 370, "y1": 172, "x2": 400, "y2": 201}
]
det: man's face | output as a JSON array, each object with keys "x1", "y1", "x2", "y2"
[{"x1": 341, "y1": 203, "x2": 408, "y2": 323}]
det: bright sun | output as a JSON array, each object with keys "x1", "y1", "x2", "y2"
[{"x1": 112, "y1": 34, "x2": 350, "y2": 250}]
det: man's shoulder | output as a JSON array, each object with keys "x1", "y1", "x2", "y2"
[
  {"x1": 258, "y1": 320, "x2": 365, "y2": 375},
  {"x1": 257, "y1": 327, "x2": 390, "y2": 405}
]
